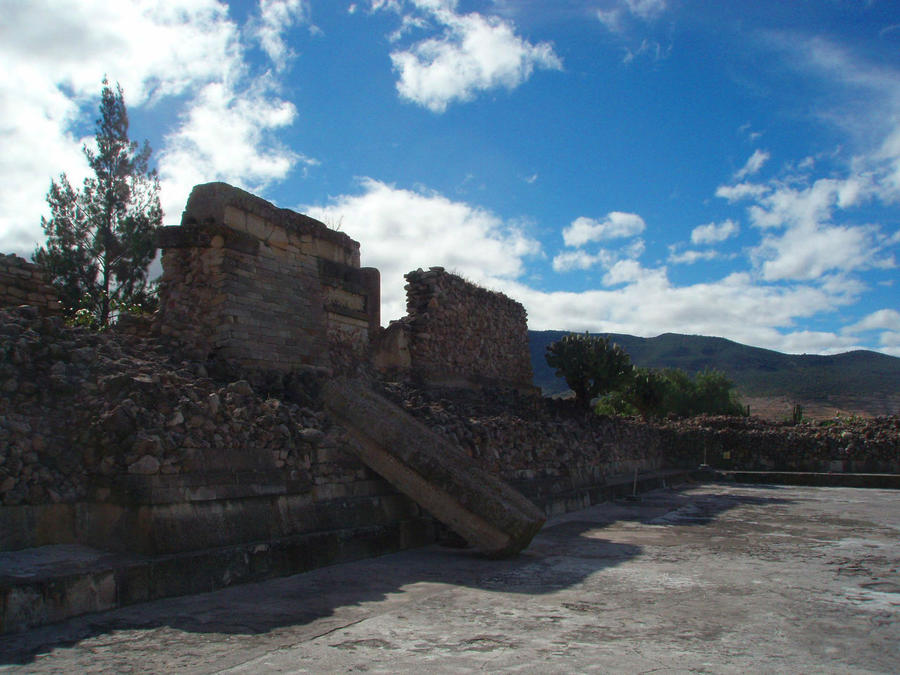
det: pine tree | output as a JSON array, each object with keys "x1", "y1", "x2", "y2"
[{"x1": 34, "y1": 78, "x2": 161, "y2": 327}]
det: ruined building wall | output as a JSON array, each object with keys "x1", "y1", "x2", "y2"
[
  {"x1": 377, "y1": 267, "x2": 534, "y2": 390},
  {"x1": 154, "y1": 183, "x2": 379, "y2": 372},
  {"x1": 0, "y1": 253, "x2": 60, "y2": 315}
]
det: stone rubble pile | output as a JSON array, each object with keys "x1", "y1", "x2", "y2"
[
  {"x1": 375, "y1": 381, "x2": 663, "y2": 484},
  {"x1": 0, "y1": 305, "x2": 335, "y2": 507}
]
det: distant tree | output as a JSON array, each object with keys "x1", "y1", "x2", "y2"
[
  {"x1": 626, "y1": 367, "x2": 667, "y2": 419},
  {"x1": 545, "y1": 333, "x2": 632, "y2": 410},
  {"x1": 34, "y1": 78, "x2": 160, "y2": 327}
]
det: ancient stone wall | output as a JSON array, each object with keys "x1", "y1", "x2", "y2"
[
  {"x1": 376, "y1": 268, "x2": 534, "y2": 390},
  {"x1": 0, "y1": 253, "x2": 60, "y2": 315},
  {"x1": 2, "y1": 304, "x2": 898, "y2": 555},
  {"x1": 658, "y1": 415, "x2": 900, "y2": 474},
  {"x1": 154, "y1": 182, "x2": 379, "y2": 373}
]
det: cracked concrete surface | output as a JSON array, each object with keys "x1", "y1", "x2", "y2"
[{"x1": 2, "y1": 482, "x2": 898, "y2": 673}]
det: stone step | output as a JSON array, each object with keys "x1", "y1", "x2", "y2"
[
  {"x1": 0, "y1": 518, "x2": 436, "y2": 635},
  {"x1": 322, "y1": 378, "x2": 546, "y2": 558}
]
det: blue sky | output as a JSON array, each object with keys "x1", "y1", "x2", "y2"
[{"x1": 2, "y1": 0, "x2": 899, "y2": 355}]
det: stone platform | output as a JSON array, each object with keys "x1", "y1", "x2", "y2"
[{"x1": 2, "y1": 482, "x2": 897, "y2": 672}]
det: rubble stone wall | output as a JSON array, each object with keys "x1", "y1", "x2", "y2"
[
  {"x1": 154, "y1": 182, "x2": 379, "y2": 373},
  {"x1": 1, "y1": 305, "x2": 898, "y2": 556},
  {"x1": 657, "y1": 415, "x2": 900, "y2": 474},
  {"x1": 0, "y1": 254, "x2": 60, "y2": 314},
  {"x1": 382, "y1": 268, "x2": 534, "y2": 390}
]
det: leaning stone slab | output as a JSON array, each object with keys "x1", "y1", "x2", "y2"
[{"x1": 322, "y1": 378, "x2": 545, "y2": 557}]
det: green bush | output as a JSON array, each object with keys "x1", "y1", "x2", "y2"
[{"x1": 595, "y1": 366, "x2": 746, "y2": 419}]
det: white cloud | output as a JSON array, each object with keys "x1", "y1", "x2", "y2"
[
  {"x1": 562, "y1": 212, "x2": 646, "y2": 247},
  {"x1": 380, "y1": 1, "x2": 562, "y2": 112},
  {"x1": 625, "y1": 0, "x2": 667, "y2": 19},
  {"x1": 494, "y1": 268, "x2": 861, "y2": 355},
  {"x1": 552, "y1": 250, "x2": 612, "y2": 272},
  {"x1": 877, "y1": 331, "x2": 900, "y2": 357},
  {"x1": 753, "y1": 222, "x2": 886, "y2": 281},
  {"x1": 602, "y1": 259, "x2": 664, "y2": 286},
  {"x1": 715, "y1": 182, "x2": 769, "y2": 203},
  {"x1": 773, "y1": 331, "x2": 861, "y2": 355},
  {"x1": 597, "y1": 0, "x2": 667, "y2": 32},
  {"x1": 668, "y1": 249, "x2": 719, "y2": 265},
  {"x1": 304, "y1": 178, "x2": 541, "y2": 321},
  {"x1": 843, "y1": 309, "x2": 900, "y2": 334},
  {"x1": 734, "y1": 149, "x2": 770, "y2": 180},
  {"x1": 691, "y1": 219, "x2": 739, "y2": 245},
  {"x1": 0, "y1": 0, "x2": 308, "y2": 256},
  {"x1": 249, "y1": 0, "x2": 311, "y2": 71},
  {"x1": 158, "y1": 79, "x2": 307, "y2": 220}
]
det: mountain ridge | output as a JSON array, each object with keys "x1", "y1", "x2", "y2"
[{"x1": 528, "y1": 330, "x2": 900, "y2": 418}]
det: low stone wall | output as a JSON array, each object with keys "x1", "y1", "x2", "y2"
[
  {"x1": 657, "y1": 415, "x2": 900, "y2": 474},
  {"x1": 375, "y1": 382, "x2": 665, "y2": 514},
  {"x1": 154, "y1": 182, "x2": 380, "y2": 373},
  {"x1": 0, "y1": 253, "x2": 60, "y2": 315},
  {"x1": 375, "y1": 268, "x2": 534, "y2": 390}
]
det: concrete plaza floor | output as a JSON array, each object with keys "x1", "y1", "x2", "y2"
[{"x1": 1, "y1": 482, "x2": 898, "y2": 673}]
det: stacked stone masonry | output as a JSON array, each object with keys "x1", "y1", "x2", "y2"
[
  {"x1": 4, "y1": 299, "x2": 893, "y2": 536},
  {"x1": 154, "y1": 182, "x2": 379, "y2": 373},
  {"x1": 376, "y1": 267, "x2": 534, "y2": 390},
  {"x1": 0, "y1": 254, "x2": 60, "y2": 315}
]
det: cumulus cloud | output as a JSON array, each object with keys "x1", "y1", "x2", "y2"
[
  {"x1": 562, "y1": 213, "x2": 646, "y2": 247},
  {"x1": 304, "y1": 178, "x2": 541, "y2": 321},
  {"x1": 752, "y1": 222, "x2": 887, "y2": 282},
  {"x1": 377, "y1": 1, "x2": 562, "y2": 112},
  {"x1": 552, "y1": 250, "x2": 612, "y2": 273},
  {"x1": 0, "y1": 0, "x2": 308, "y2": 256},
  {"x1": 734, "y1": 149, "x2": 770, "y2": 180},
  {"x1": 843, "y1": 309, "x2": 900, "y2": 334},
  {"x1": 691, "y1": 219, "x2": 740, "y2": 245},
  {"x1": 668, "y1": 249, "x2": 719, "y2": 265},
  {"x1": 157, "y1": 79, "x2": 312, "y2": 220}
]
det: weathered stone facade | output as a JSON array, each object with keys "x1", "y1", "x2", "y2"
[
  {"x1": 374, "y1": 267, "x2": 534, "y2": 391},
  {"x1": 0, "y1": 254, "x2": 60, "y2": 315},
  {"x1": 154, "y1": 182, "x2": 379, "y2": 373}
]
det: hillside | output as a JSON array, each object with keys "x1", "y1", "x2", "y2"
[{"x1": 529, "y1": 330, "x2": 900, "y2": 419}]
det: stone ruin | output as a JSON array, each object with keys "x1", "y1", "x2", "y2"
[
  {"x1": 0, "y1": 253, "x2": 61, "y2": 315},
  {"x1": 151, "y1": 182, "x2": 545, "y2": 557},
  {"x1": 373, "y1": 267, "x2": 535, "y2": 391},
  {"x1": 153, "y1": 182, "x2": 535, "y2": 392},
  {"x1": 5, "y1": 181, "x2": 893, "y2": 633},
  {"x1": 154, "y1": 182, "x2": 380, "y2": 374}
]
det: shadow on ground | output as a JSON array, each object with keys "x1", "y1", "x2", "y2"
[{"x1": 0, "y1": 485, "x2": 794, "y2": 665}]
